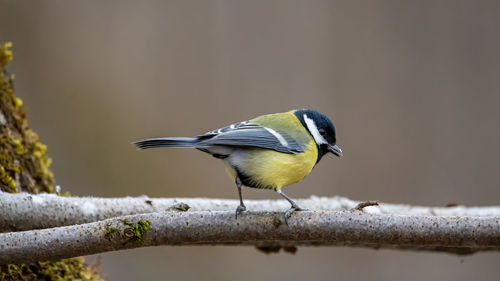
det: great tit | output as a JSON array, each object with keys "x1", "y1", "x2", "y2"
[{"x1": 134, "y1": 109, "x2": 342, "y2": 220}]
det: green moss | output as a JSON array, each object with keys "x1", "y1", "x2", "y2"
[
  {"x1": 104, "y1": 226, "x2": 121, "y2": 239},
  {"x1": 13, "y1": 97, "x2": 22, "y2": 108},
  {"x1": 55, "y1": 185, "x2": 71, "y2": 197},
  {"x1": 8, "y1": 163, "x2": 21, "y2": 174},
  {"x1": 0, "y1": 42, "x2": 55, "y2": 193},
  {"x1": 105, "y1": 219, "x2": 152, "y2": 243},
  {"x1": 0, "y1": 42, "x2": 102, "y2": 280},
  {"x1": 0, "y1": 42, "x2": 13, "y2": 67},
  {"x1": 123, "y1": 219, "x2": 152, "y2": 242},
  {"x1": 0, "y1": 166, "x2": 16, "y2": 192},
  {"x1": 25, "y1": 129, "x2": 55, "y2": 193},
  {"x1": 4, "y1": 134, "x2": 24, "y2": 155},
  {"x1": 0, "y1": 257, "x2": 103, "y2": 281},
  {"x1": 169, "y1": 202, "x2": 191, "y2": 212}
]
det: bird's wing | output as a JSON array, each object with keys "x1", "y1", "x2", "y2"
[{"x1": 196, "y1": 121, "x2": 305, "y2": 154}]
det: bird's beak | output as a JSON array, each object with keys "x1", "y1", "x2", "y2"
[{"x1": 328, "y1": 144, "x2": 343, "y2": 157}]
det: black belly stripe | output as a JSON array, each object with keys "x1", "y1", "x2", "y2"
[{"x1": 235, "y1": 167, "x2": 276, "y2": 190}]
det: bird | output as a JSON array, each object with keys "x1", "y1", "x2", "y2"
[{"x1": 134, "y1": 109, "x2": 342, "y2": 221}]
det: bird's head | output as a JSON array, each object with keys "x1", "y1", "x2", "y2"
[{"x1": 295, "y1": 109, "x2": 342, "y2": 162}]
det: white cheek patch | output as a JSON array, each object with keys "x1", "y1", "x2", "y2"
[
  {"x1": 304, "y1": 114, "x2": 327, "y2": 145},
  {"x1": 264, "y1": 127, "x2": 289, "y2": 147}
]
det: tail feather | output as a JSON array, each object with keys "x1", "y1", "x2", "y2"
[{"x1": 133, "y1": 137, "x2": 198, "y2": 150}]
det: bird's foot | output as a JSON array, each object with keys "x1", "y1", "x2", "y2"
[
  {"x1": 284, "y1": 206, "x2": 309, "y2": 225},
  {"x1": 235, "y1": 204, "x2": 247, "y2": 219}
]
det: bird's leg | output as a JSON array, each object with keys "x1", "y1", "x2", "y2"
[
  {"x1": 235, "y1": 176, "x2": 246, "y2": 219},
  {"x1": 275, "y1": 188, "x2": 309, "y2": 224}
]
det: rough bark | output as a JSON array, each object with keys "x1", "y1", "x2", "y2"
[
  {"x1": 1, "y1": 192, "x2": 500, "y2": 232},
  {"x1": 0, "y1": 42, "x2": 101, "y2": 280},
  {"x1": 1, "y1": 209, "x2": 499, "y2": 264}
]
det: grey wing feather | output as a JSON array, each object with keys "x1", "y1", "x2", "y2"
[
  {"x1": 200, "y1": 121, "x2": 257, "y2": 137},
  {"x1": 196, "y1": 122, "x2": 304, "y2": 154}
]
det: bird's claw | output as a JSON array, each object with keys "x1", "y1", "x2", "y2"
[
  {"x1": 235, "y1": 205, "x2": 247, "y2": 219},
  {"x1": 284, "y1": 206, "x2": 309, "y2": 225}
]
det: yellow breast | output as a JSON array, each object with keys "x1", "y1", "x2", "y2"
[{"x1": 228, "y1": 139, "x2": 318, "y2": 189}]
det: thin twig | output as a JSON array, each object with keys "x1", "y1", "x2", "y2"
[{"x1": 353, "y1": 200, "x2": 379, "y2": 210}]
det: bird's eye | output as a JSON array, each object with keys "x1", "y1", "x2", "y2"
[{"x1": 318, "y1": 128, "x2": 326, "y2": 135}]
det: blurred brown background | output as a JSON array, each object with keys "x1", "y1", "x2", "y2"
[{"x1": 1, "y1": 0, "x2": 499, "y2": 280}]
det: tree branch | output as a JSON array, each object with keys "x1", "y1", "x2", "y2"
[
  {"x1": 1, "y1": 209, "x2": 499, "y2": 264},
  {"x1": 2, "y1": 192, "x2": 499, "y2": 232},
  {"x1": 1, "y1": 192, "x2": 500, "y2": 263}
]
